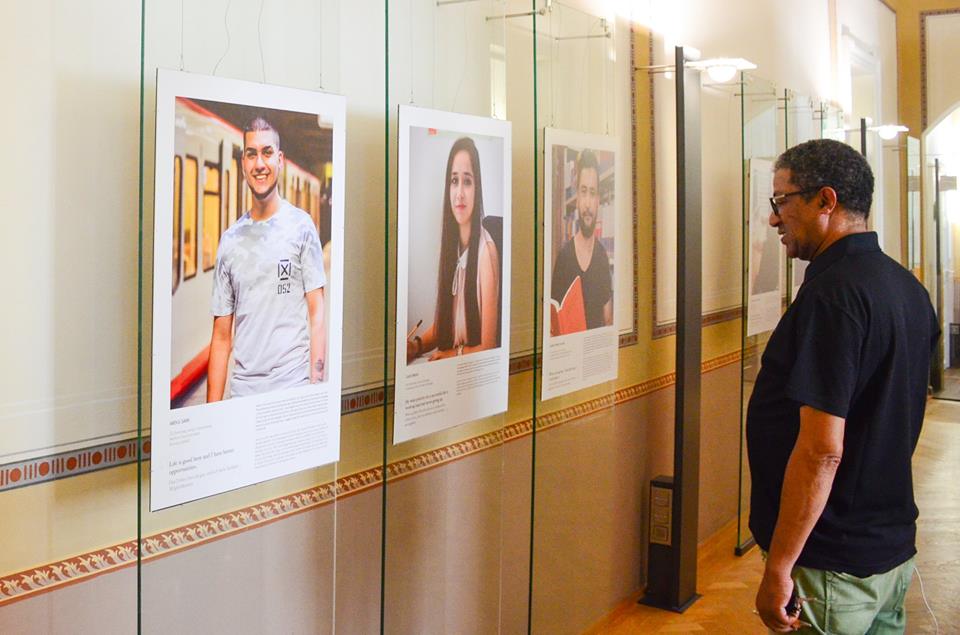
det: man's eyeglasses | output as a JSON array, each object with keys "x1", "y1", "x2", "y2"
[{"x1": 769, "y1": 187, "x2": 822, "y2": 216}]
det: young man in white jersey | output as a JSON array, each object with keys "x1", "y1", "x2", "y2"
[{"x1": 207, "y1": 116, "x2": 327, "y2": 401}]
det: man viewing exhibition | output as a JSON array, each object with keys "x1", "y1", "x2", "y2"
[
  {"x1": 207, "y1": 116, "x2": 327, "y2": 401},
  {"x1": 747, "y1": 139, "x2": 938, "y2": 633},
  {"x1": 550, "y1": 148, "x2": 613, "y2": 332}
]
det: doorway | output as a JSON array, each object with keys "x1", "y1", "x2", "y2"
[{"x1": 925, "y1": 107, "x2": 960, "y2": 401}]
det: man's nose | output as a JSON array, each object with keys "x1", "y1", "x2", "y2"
[{"x1": 769, "y1": 210, "x2": 780, "y2": 227}]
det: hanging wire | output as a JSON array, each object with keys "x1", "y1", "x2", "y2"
[
  {"x1": 500, "y1": 0, "x2": 506, "y2": 120},
  {"x1": 257, "y1": 0, "x2": 267, "y2": 82},
  {"x1": 578, "y1": 19, "x2": 600, "y2": 131},
  {"x1": 603, "y1": 19, "x2": 610, "y2": 135},
  {"x1": 409, "y1": 0, "x2": 415, "y2": 103},
  {"x1": 450, "y1": 4, "x2": 469, "y2": 111},
  {"x1": 549, "y1": 4, "x2": 557, "y2": 127},
  {"x1": 179, "y1": 0, "x2": 185, "y2": 70},
  {"x1": 316, "y1": 0, "x2": 323, "y2": 89},
  {"x1": 211, "y1": 0, "x2": 233, "y2": 76}
]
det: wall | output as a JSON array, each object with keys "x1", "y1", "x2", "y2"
[
  {"x1": 888, "y1": 0, "x2": 960, "y2": 292},
  {"x1": 891, "y1": 0, "x2": 960, "y2": 134},
  {"x1": 650, "y1": 0, "x2": 899, "y2": 326},
  {"x1": 0, "y1": 1, "x2": 903, "y2": 633}
]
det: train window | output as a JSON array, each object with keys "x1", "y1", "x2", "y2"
[
  {"x1": 230, "y1": 154, "x2": 243, "y2": 225},
  {"x1": 221, "y1": 165, "x2": 230, "y2": 231},
  {"x1": 304, "y1": 181, "x2": 315, "y2": 226},
  {"x1": 202, "y1": 162, "x2": 221, "y2": 272},
  {"x1": 183, "y1": 156, "x2": 198, "y2": 280},
  {"x1": 173, "y1": 156, "x2": 182, "y2": 293},
  {"x1": 226, "y1": 160, "x2": 239, "y2": 227}
]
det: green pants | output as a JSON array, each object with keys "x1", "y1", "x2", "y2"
[{"x1": 787, "y1": 557, "x2": 915, "y2": 635}]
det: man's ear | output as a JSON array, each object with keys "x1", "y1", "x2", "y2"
[{"x1": 820, "y1": 186, "x2": 838, "y2": 213}]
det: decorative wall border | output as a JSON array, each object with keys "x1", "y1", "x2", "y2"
[
  {"x1": 0, "y1": 439, "x2": 146, "y2": 493},
  {"x1": 919, "y1": 8, "x2": 960, "y2": 132},
  {"x1": 652, "y1": 306, "x2": 743, "y2": 339},
  {"x1": 0, "y1": 342, "x2": 644, "y2": 492},
  {"x1": 0, "y1": 351, "x2": 741, "y2": 606}
]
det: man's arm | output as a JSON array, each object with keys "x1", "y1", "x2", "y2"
[
  {"x1": 756, "y1": 405, "x2": 844, "y2": 632},
  {"x1": 602, "y1": 299, "x2": 613, "y2": 326},
  {"x1": 206, "y1": 315, "x2": 234, "y2": 402},
  {"x1": 306, "y1": 287, "x2": 326, "y2": 382}
]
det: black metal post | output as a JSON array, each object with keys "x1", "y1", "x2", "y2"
[
  {"x1": 641, "y1": 45, "x2": 703, "y2": 613},
  {"x1": 932, "y1": 159, "x2": 944, "y2": 392},
  {"x1": 860, "y1": 117, "x2": 867, "y2": 157},
  {"x1": 672, "y1": 43, "x2": 703, "y2": 613}
]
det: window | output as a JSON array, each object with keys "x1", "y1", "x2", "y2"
[
  {"x1": 172, "y1": 156, "x2": 182, "y2": 292},
  {"x1": 230, "y1": 152, "x2": 241, "y2": 224},
  {"x1": 183, "y1": 156, "x2": 198, "y2": 280},
  {"x1": 202, "y1": 162, "x2": 221, "y2": 272}
]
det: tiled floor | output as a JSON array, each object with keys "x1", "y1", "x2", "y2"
[{"x1": 587, "y1": 399, "x2": 960, "y2": 634}]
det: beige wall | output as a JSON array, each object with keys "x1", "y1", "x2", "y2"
[
  {"x1": 924, "y1": 12, "x2": 960, "y2": 129},
  {"x1": 0, "y1": 0, "x2": 909, "y2": 632},
  {"x1": 0, "y1": 365, "x2": 740, "y2": 635}
]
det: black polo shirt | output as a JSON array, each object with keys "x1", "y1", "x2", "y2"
[{"x1": 747, "y1": 232, "x2": 938, "y2": 576}]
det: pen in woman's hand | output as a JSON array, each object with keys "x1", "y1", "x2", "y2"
[{"x1": 406, "y1": 319, "x2": 422, "y2": 340}]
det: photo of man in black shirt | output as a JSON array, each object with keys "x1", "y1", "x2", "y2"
[{"x1": 550, "y1": 148, "x2": 613, "y2": 333}]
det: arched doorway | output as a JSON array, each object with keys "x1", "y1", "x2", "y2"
[{"x1": 925, "y1": 104, "x2": 960, "y2": 400}]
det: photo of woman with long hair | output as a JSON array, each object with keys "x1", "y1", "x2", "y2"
[{"x1": 406, "y1": 137, "x2": 501, "y2": 363}]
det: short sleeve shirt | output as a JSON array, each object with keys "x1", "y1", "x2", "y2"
[
  {"x1": 551, "y1": 237, "x2": 613, "y2": 330},
  {"x1": 211, "y1": 201, "x2": 326, "y2": 398},
  {"x1": 747, "y1": 232, "x2": 938, "y2": 576}
]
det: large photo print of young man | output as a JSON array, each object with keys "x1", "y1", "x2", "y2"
[{"x1": 169, "y1": 99, "x2": 334, "y2": 409}]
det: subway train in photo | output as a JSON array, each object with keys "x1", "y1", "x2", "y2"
[{"x1": 168, "y1": 97, "x2": 332, "y2": 407}]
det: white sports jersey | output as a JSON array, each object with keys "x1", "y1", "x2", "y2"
[{"x1": 211, "y1": 200, "x2": 326, "y2": 398}]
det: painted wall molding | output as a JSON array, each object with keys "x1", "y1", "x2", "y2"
[{"x1": 0, "y1": 351, "x2": 740, "y2": 606}]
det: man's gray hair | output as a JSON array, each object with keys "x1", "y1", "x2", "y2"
[{"x1": 775, "y1": 138, "x2": 874, "y2": 218}]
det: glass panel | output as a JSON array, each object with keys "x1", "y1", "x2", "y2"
[
  {"x1": 784, "y1": 92, "x2": 818, "y2": 302},
  {"x1": 382, "y1": 0, "x2": 524, "y2": 631},
  {"x1": 929, "y1": 155, "x2": 960, "y2": 401},
  {"x1": 820, "y1": 102, "x2": 846, "y2": 142},
  {"x1": 530, "y1": 4, "x2": 633, "y2": 631},
  {"x1": 138, "y1": 0, "x2": 383, "y2": 631},
  {"x1": 906, "y1": 136, "x2": 921, "y2": 277},
  {"x1": 0, "y1": 4, "x2": 142, "y2": 627},
  {"x1": 737, "y1": 74, "x2": 783, "y2": 553}
]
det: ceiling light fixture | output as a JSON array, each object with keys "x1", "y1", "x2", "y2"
[
  {"x1": 869, "y1": 124, "x2": 909, "y2": 140},
  {"x1": 686, "y1": 57, "x2": 757, "y2": 83}
]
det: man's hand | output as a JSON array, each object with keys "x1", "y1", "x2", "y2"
[{"x1": 756, "y1": 568, "x2": 800, "y2": 632}]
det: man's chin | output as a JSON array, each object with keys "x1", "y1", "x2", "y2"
[{"x1": 251, "y1": 185, "x2": 277, "y2": 201}]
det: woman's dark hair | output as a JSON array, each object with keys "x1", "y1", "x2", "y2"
[{"x1": 434, "y1": 137, "x2": 485, "y2": 350}]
